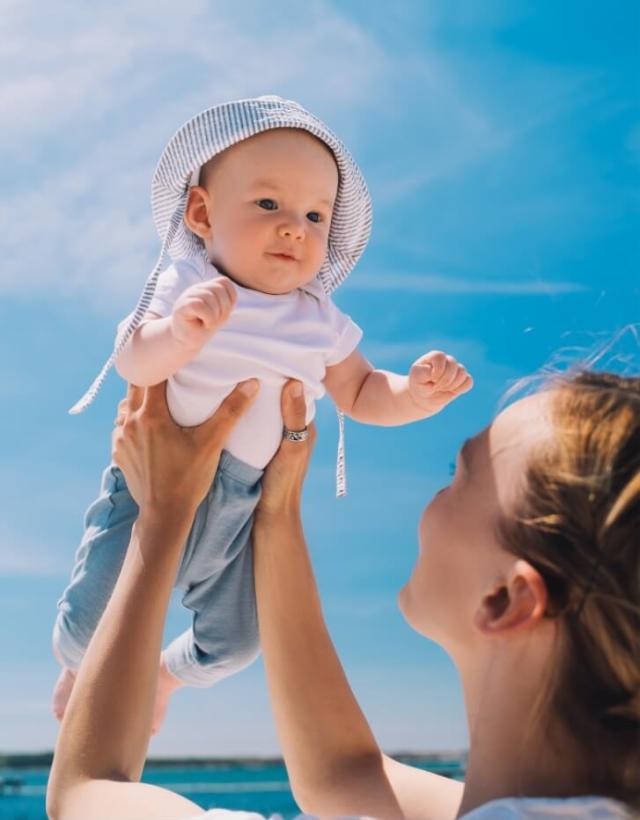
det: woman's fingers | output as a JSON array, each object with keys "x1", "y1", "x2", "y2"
[
  {"x1": 198, "y1": 379, "x2": 260, "y2": 447},
  {"x1": 111, "y1": 416, "x2": 127, "y2": 469},
  {"x1": 281, "y1": 380, "x2": 308, "y2": 435},
  {"x1": 257, "y1": 380, "x2": 314, "y2": 518},
  {"x1": 279, "y1": 381, "x2": 316, "y2": 457},
  {"x1": 126, "y1": 383, "x2": 145, "y2": 413},
  {"x1": 114, "y1": 398, "x2": 128, "y2": 426},
  {"x1": 140, "y1": 381, "x2": 172, "y2": 420}
]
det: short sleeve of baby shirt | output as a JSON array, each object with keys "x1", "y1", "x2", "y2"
[
  {"x1": 324, "y1": 298, "x2": 363, "y2": 367},
  {"x1": 146, "y1": 257, "x2": 207, "y2": 318},
  {"x1": 114, "y1": 258, "x2": 206, "y2": 347}
]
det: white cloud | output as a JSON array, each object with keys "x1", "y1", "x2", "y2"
[
  {"x1": 1, "y1": 0, "x2": 386, "y2": 157},
  {"x1": 0, "y1": 0, "x2": 389, "y2": 307},
  {"x1": 345, "y1": 272, "x2": 586, "y2": 296},
  {"x1": 0, "y1": 0, "x2": 604, "y2": 312},
  {"x1": 0, "y1": 529, "x2": 61, "y2": 577}
]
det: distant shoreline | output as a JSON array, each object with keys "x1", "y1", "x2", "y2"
[{"x1": 0, "y1": 750, "x2": 467, "y2": 770}]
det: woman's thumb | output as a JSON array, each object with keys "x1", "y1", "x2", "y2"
[{"x1": 200, "y1": 379, "x2": 260, "y2": 443}]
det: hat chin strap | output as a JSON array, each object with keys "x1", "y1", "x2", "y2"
[
  {"x1": 68, "y1": 198, "x2": 188, "y2": 415},
  {"x1": 336, "y1": 408, "x2": 347, "y2": 497},
  {"x1": 189, "y1": 168, "x2": 201, "y2": 187}
]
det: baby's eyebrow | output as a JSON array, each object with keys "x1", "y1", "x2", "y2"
[{"x1": 251, "y1": 179, "x2": 281, "y2": 190}]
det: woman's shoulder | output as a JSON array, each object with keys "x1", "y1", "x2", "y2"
[{"x1": 460, "y1": 795, "x2": 633, "y2": 819}]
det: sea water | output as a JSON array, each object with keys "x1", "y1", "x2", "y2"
[
  {"x1": 0, "y1": 758, "x2": 465, "y2": 820},
  {"x1": 0, "y1": 763, "x2": 295, "y2": 820}
]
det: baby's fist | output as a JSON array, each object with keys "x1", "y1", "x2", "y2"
[
  {"x1": 171, "y1": 276, "x2": 237, "y2": 350},
  {"x1": 408, "y1": 351, "x2": 473, "y2": 414}
]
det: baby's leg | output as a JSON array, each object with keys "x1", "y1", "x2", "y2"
[
  {"x1": 162, "y1": 534, "x2": 259, "y2": 687},
  {"x1": 51, "y1": 463, "x2": 139, "y2": 718},
  {"x1": 162, "y1": 453, "x2": 262, "y2": 691},
  {"x1": 152, "y1": 543, "x2": 260, "y2": 737}
]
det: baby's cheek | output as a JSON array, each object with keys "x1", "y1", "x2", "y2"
[{"x1": 312, "y1": 230, "x2": 330, "y2": 258}]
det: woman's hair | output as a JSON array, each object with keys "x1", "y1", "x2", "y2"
[{"x1": 497, "y1": 370, "x2": 640, "y2": 806}]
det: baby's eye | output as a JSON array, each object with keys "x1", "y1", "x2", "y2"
[
  {"x1": 448, "y1": 461, "x2": 457, "y2": 477},
  {"x1": 306, "y1": 211, "x2": 322, "y2": 223},
  {"x1": 257, "y1": 199, "x2": 277, "y2": 211}
]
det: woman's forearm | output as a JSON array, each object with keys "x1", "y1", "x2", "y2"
[
  {"x1": 114, "y1": 317, "x2": 200, "y2": 386},
  {"x1": 48, "y1": 381, "x2": 259, "y2": 819},
  {"x1": 49, "y1": 507, "x2": 194, "y2": 790},
  {"x1": 253, "y1": 510, "x2": 389, "y2": 815}
]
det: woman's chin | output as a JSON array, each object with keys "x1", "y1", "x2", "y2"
[
  {"x1": 398, "y1": 581, "x2": 440, "y2": 641},
  {"x1": 398, "y1": 582, "x2": 422, "y2": 631}
]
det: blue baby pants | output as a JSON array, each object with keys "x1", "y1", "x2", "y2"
[{"x1": 53, "y1": 450, "x2": 263, "y2": 686}]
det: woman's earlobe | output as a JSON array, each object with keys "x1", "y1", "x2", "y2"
[{"x1": 474, "y1": 560, "x2": 548, "y2": 636}]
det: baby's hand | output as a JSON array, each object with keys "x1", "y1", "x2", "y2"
[
  {"x1": 408, "y1": 351, "x2": 473, "y2": 415},
  {"x1": 170, "y1": 276, "x2": 237, "y2": 350}
]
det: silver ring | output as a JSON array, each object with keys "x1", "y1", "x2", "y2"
[{"x1": 283, "y1": 426, "x2": 309, "y2": 442}]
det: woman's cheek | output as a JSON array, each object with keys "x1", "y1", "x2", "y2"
[
  {"x1": 415, "y1": 496, "x2": 467, "y2": 636},
  {"x1": 398, "y1": 502, "x2": 443, "y2": 635}
]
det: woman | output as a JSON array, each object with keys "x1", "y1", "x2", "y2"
[{"x1": 47, "y1": 372, "x2": 639, "y2": 819}]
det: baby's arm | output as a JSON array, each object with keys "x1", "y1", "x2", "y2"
[
  {"x1": 325, "y1": 348, "x2": 473, "y2": 426},
  {"x1": 115, "y1": 276, "x2": 236, "y2": 386}
]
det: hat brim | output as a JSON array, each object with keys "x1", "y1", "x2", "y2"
[{"x1": 150, "y1": 95, "x2": 372, "y2": 295}]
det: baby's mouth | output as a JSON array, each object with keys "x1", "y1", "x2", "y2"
[{"x1": 266, "y1": 251, "x2": 298, "y2": 262}]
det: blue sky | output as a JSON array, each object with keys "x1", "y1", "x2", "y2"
[{"x1": 1, "y1": 0, "x2": 638, "y2": 756}]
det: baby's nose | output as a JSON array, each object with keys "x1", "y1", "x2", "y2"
[{"x1": 277, "y1": 217, "x2": 305, "y2": 241}]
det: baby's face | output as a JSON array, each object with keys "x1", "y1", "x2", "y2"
[{"x1": 192, "y1": 129, "x2": 339, "y2": 295}]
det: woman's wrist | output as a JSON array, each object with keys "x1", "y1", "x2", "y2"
[
  {"x1": 256, "y1": 478, "x2": 305, "y2": 523},
  {"x1": 254, "y1": 503, "x2": 303, "y2": 533},
  {"x1": 135, "y1": 503, "x2": 198, "y2": 547}
]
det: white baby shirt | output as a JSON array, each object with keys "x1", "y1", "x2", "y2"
[{"x1": 122, "y1": 256, "x2": 363, "y2": 470}]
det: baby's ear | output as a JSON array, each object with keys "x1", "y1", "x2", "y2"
[{"x1": 184, "y1": 186, "x2": 213, "y2": 239}]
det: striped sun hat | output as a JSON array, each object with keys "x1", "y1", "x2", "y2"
[{"x1": 70, "y1": 95, "x2": 373, "y2": 415}]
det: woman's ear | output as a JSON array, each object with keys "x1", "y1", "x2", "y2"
[
  {"x1": 184, "y1": 186, "x2": 213, "y2": 240},
  {"x1": 474, "y1": 559, "x2": 548, "y2": 636}
]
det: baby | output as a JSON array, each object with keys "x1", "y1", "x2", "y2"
[{"x1": 52, "y1": 96, "x2": 472, "y2": 732}]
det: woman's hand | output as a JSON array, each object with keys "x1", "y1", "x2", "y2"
[
  {"x1": 257, "y1": 380, "x2": 316, "y2": 521},
  {"x1": 112, "y1": 378, "x2": 259, "y2": 516}
]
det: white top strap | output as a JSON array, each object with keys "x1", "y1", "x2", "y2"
[{"x1": 336, "y1": 408, "x2": 347, "y2": 498}]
